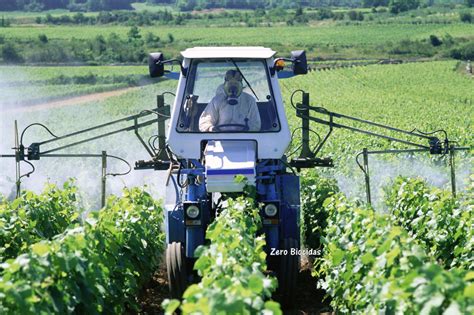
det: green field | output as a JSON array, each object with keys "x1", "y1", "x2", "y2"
[
  {"x1": 2, "y1": 23, "x2": 472, "y2": 45},
  {"x1": 0, "y1": 65, "x2": 147, "y2": 81},
  {"x1": 283, "y1": 60, "x2": 472, "y2": 150}
]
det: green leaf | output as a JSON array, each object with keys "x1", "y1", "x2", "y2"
[
  {"x1": 183, "y1": 284, "x2": 201, "y2": 299},
  {"x1": 248, "y1": 275, "x2": 263, "y2": 294},
  {"x1": 162, "y1": 299, "x2": 180, "y2": 315},
  {"x1": 386, "y1": 246, "x2": 401, "y2": 267},
  {"x1": 332, "y1": 248, "x2": 345, "y2": 265},
  {"x1": 377, "y1": 239, "x2": 391, "y2": 255},
  {"x1": 31, "y1": 242, "x2": 49, "y2": 256},
  {"x1": 464, "y1": 271, "x2": 474, "y2": 281},
  {"x1": 264, "y1": 300, "x2": 282, "y2": 315},
  {"x1": 361, "y1": 252, "x2": 374, "y2": 265},
  {"x1": 464, "y1": 283, "x2": 474, "y2": 298}
]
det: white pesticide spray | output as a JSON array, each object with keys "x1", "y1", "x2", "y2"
[
  {"x1": 0, "y1": 66, "x2": 173, "y2": 208},
  {"x1": 335, "y1": 153, "x2": 472, "y2": 211}
]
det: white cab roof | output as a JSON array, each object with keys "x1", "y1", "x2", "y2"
[{"x1": 181, "y1": 47, "x2": 276, "y2": 59}]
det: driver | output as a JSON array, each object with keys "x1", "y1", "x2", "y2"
[{"x1": 199, "y1": 70, "x2": 261, "y2": 132}]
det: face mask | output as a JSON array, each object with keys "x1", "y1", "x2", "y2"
[
  {"x1": 224, "y1": 70, "x2": 243, "y2": 105},
  {"x1": 224, "y1": 80, "x2": 243, "y2": 105}
]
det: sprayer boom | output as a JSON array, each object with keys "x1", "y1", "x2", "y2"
[{"x1": 291, "y1": 91, "x2": 452, "y2": 169}]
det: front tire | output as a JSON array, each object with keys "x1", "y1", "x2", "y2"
[{"x1": 166, "y1": 242, "x2": 187, "y2": 299}]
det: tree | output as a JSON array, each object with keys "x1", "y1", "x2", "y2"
[
  {"x1": 362, "y1": 0, "x2": 390, "y2": 7},
  {"x1": 429, "y1": 35, "x2": 442, "y2": 47},
  {"x1": 128, "y1": 26, "x2": 142, "y2": 41},
  {"x1": 0, "y1": 1, "x2": 18, "y2": 10},
  {"x1": 450, "y1": 42, "x2": 474, "y2": 60},
  {"x1": 460, "y1": 12, "x2": 472, "y2": 23},
  {"x1": 1, "y1": 16, "x2": 11, "y2": 27},
  {"x1": 24, "y1": 0, "x2": 44, "y2": 11},
  {"x1": 38, "y1": 34, "x2": 48, "y2": 43},
  {"x1": 389, "y1": 0, "x2": 420, "y2": 14},
  {"x1": 466, "y1": 0, "x2": 474, "y2": 8},
  {"x1": 348, "y1": 10, "x2": 358, "y2": 20}
]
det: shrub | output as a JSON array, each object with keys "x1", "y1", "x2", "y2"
[
  {"x1": 38, "y1": 34, "x2": 48, "y2": 43},
  {"x1": 429, "y1": 34, "x2": 442, "y2": 46},
  {"x1": 450, "y1": 41, "x2": 474, "y2": 60},
  {"x1": 460, "y1": 12, "x2": 472, "y2": 23},
  {"x1": 1, "y1": 42, "x2": 23, "y2": 63}
]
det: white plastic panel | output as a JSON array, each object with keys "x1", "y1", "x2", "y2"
[
  {"x1": 181, "y1": 47, "x2": 276, "y2": 59},
  {"x1": 204, "y1": 141, "x2": 256, "y2": 192}
]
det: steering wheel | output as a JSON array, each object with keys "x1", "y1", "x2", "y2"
[{"x1": 213, "y1": 123, "x2": 249, "y2": 132}]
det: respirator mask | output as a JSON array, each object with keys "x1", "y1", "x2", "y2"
[{"x1": 224, "y1": 70, "x2": 243, "y2": 105}]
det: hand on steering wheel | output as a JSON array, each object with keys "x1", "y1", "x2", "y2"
[{"x1": 213, "y1": 123, "x2": 249, "y2": 132}]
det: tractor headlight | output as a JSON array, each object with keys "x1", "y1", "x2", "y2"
[
  {"x1": 186, "y1": 205, "x2": 200, "y2": 219},
  {"x1": 264, "y1": 203, "x2": 278, "y2": 217}
]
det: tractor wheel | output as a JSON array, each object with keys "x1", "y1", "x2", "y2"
[
  {"x1": 277, "y1": 238, "x2": 299, "y2": 308},
  {"x1": 166, "y1": 242, "x2": 187, "y2": 299}
]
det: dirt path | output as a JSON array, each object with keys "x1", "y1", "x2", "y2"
[{"x1": 3, "y1": 87, "x2": 138, "y2": 113}]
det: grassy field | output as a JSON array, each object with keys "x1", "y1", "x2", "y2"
[
  {"x1": 1, "y1": 22, "x2": 472, "y2": 61},
  {"x1": 2, "y1": 24, "x2": 472, "y2": 45},
  {"x1": 283, "y1": 60, "x2": 472, "y2": 149},
  {"x1": 0, "y1": 65, "x2": 147, "y2": 82}
]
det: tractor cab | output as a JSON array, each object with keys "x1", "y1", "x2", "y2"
[
  {"x1": 148, "y1": 47, "x2": 307, "y2": 306},
  {"x1": 152, "y1": 47, "x2": 303, "y2": 160}
]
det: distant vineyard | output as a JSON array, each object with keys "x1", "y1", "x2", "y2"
[{"x1": 1, "y1": 23, "x2": 472, "y2": 47}]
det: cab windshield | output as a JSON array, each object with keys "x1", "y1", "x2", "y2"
[{"x1": 176, "y1": 59, "x2": 280, "y2": 133}]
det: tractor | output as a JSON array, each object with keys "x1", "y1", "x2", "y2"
[{"x1": 148, "y1": 47, "x2": 309, "y2": 305}]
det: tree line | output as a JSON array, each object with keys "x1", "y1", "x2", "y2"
[
  {"x1": 0, "y1": 0, "x2": 133, "y2": 11},
  {"x1": 0, "y1": 0, "x2": 441, "y2": 12},
  {"x1": 1, "y1": 0, "x2": 471, "y2": 13}
]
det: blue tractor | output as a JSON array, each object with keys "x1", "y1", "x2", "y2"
[{"x1": 145, "y1": 47, "x2": 316, "y2": 306}]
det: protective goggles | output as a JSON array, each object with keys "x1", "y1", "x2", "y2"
[{"x1": 224, "y1": 70, "x2": 242, "y2": 82}]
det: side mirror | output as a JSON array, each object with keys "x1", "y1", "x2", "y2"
[
  {"x1": 149, "y1": 52, "x2": 164, "y2": 78},
  {"x1": 291, "y1": 50, "x2": 307, "y2": 75}
]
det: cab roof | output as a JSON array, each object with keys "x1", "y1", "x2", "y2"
[{"x1": 181, "y1": 47, "x2": 276, "y2": 59}]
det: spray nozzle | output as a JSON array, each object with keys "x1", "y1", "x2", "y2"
[{"x1": 429, "y1": 137, "x2": 443, "y2": 154}]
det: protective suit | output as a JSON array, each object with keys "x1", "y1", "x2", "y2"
[{"x1": 199, "y1": 70, "x2": 261, "y2": 132}]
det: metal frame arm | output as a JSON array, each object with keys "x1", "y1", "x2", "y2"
[
  {"x1": 295, "y1": 92, "x2": 449, "y2": 159},
  {"x1": 20, "y1": 103, "x2": 170, "y2": 160}
]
